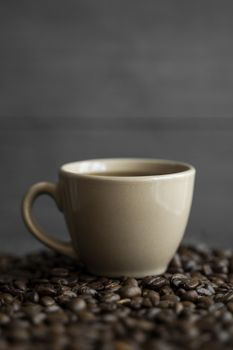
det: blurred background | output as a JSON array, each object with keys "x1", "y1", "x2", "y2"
[{"x1": 1, "y1": 0, "x2": 233, "y2": 254}]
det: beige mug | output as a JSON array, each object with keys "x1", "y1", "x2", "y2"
[{"x1": 22, "y1": 158, "x2": 195, "y2": 277}]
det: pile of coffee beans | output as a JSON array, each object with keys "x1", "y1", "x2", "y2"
[{"x1": 0, "y1": 244, "x2": 233, "y2": 349}]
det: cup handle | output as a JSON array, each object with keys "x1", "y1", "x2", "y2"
[{"x1": 22, "y1": 182, "x2": 77, "y2": 258}]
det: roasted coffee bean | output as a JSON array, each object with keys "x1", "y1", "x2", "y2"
[
  {"x1": 223, "y1": 291, "x2": 233, "y2": 303},
  {"x1": 101, "y1": 292, "x2": 120, "y2": 303},
  {"x1": 197, "y1": 287, "x2": 214, "y2": 296},
  {"x1": 178, "y1": 289, "x2": 198, "y2": 302},
  {"x1": 124, "y1": 278, "x2": 138, "y2": 287},
  {"x1": 0, "y1": 293, "x2": 14, "y2": 304},
  {"x1": 36, "y1": 284, "x2": 57, "y2": 296},
  {"x1": 142, "y1": 276, "x2": 168, "y2": 290},
  {"x1": 68, "y1": 298, "x2": 86, "y2": 312},
  {"x1": 14, "y1": 279, "x2": 27, "y2": 291},
  {"x1": 143, "y1": 290, "x2": 160, "y2": 306},
  {"x1": 130, "y1": 296, "x2": 143, "y2": 309},
  {"x1": 198, "y1": 296, "x2": 214, "y2": 308},
  {"x1": 40, "y1": 296, "x2": 55, "y2": 306},
  {"x1": 119, "y1": 286, "x2": 141, "y2": 298},
  {"x1": 1, "y1": 245, "x2": 233, "y2": 350},
  {"x1": 78, "y1": 286, "x2": 98, "y2": 296},
  {"x1": 25, "y1": 291, "x2": 39, "y2": 303}
]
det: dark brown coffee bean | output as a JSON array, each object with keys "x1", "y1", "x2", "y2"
[
  {"x1": 178, "y1": 289, "x2": 198, "y2": 302},
  {"x1": 0, "y1": 293, "x2": 14, "y2": 304},
  {"x1": 40, "y1": 296, "x2": 55, "y2": 306},
  {"x1": 124, "y1": 278, "x2": 138, "y2": 287},
  {"x1": 143, "y1": 290, "x2": 160, "y2": 305},
  {"x1": 227, "y1": 302, "x2": 233, "y2": 312},
  {"x1": 142, "y1": 276, "x2": 168, "y2": 290},
  {"x1": 130, "y1": 296, "x2": 143, "y2": 309},
  {"x1": 120, "y1": 286, "x2": 141, "y2": 298},
  {"x1": 78, "y1": 286, "x2": 97, "y2": 296},
  {"x1": 198, "y1": 296, "x2": 214, "y2": 308},
  {"x1": 25, "y1": 291, "x2": 39, "y2": 303},
  {"x1": 104, "y1": 281, "x2": 121, "y2": 292},
  {"x1": 101, "y1": 293, "x2": 120, "y2": 303},
  {"x1": 171, "y1": 273, "x2": 188, "y2": 287},
  {"x1": 223, "y1": 291, "x2": 233, "y2": 303},
  {"x1": 99, "y1": 303, "x2": 117, "y2": 312},
  {"x1": 183, "y1": 278, "x2": 200, "y2": 290},
  {"x1": 22, "y1": 303, "x2": 42, "y2": 316},
  {"x1": 14, "y1": 279, "x2": 27, "y2": 291},
  {"x1": 197, "y1": 287, "x2": 214, "y2": 296},
  {"x1": 68, "y1": 298, "x2": 86, "y2": 312},
  {"x1": 36, "y1": 284, "x2": 57, "y2": 296}
]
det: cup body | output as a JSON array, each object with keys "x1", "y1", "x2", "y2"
[{"x1": 59, "y1": 159, "x2": 195, "y2": 277}]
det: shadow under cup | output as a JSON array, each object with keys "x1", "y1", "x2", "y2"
[
  {"x1": 22, "y1": 158, "x2": 195, "y2": 277},
  {"x1": 59, "y1": 159, "x2": 196, "y2": 277}
]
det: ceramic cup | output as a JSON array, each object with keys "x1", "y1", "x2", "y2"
[{"x1": 22, "y1": 158, "x2": 195, "y2": 277}]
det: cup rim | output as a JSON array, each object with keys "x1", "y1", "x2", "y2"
[{"x1": 59, "y1": 158, "x2": 195, "y2": 181}]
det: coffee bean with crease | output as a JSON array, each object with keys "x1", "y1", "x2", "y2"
[
  {"x1": 36, "y1": 284, "x2": 57, "y2": 296},
  {"x1": 142, "y1": 276, "x2": 168, "y2": 290}
]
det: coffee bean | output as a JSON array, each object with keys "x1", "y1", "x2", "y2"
[
  {"x1": 68, "y1": 298, "x2": 86, "y2": 312},
  {"x1": 14, "y1": 280, "x2": 27, "y2": 291},
  {"x1": 197, "y1": 287, "x2": 214, "y2": 296},
  {"x1": 178, "y1": 289, "x2": 198, "y2": 302},
  {"x1": 0, "y1": 293, "x2": 14, "y2": 304},
  {"x1": 78, "y1": 286, "x2": 97, "y2": 296},
  {"x1": 124, "y1": 278, "x2": 138, "y2": 287},
  {"x1": 227, "y1": 302, "x2": 233, "y2": 312},
  {"x1": 25, "y1": 291, "x2": 39, "y2": 303},
  {"x1": 1, "y1": 245, "x2": 233, "y2": 349},
  {"x1": 120, "y1": 286, "x2": 141, "y2": 298},
  {"x1": 101, "y1": 293, "x2": 120, "y2": 303},
  {"x1": 130, "y1": 296, "x2": 143, "y2": 309},
  {"x1": 198, "y1": 296, "x2": 214, "y2": 308},
  {"x1": 40, "y1": 296, "x2": 55, "y2": 306},
  {"x1": 142, "y1": 276, "x2": 168, "y2": 290},
  {"x1": 36, "y1": 284, "x2": 57, "y2": 296},
  {"x1": 104, "y1": 281, "x2": 121, "y2": 292},
  {"x1": 223, "y1": 291, "x2": 233, "y2": 303}
]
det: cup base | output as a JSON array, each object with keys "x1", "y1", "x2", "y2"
[{"x1": 86, "y1": 266, "x2": 167, "y2": 278}]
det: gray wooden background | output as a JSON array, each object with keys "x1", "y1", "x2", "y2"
[{"x1": 1, "y1": 0, "x2": 233, "y2": 254}]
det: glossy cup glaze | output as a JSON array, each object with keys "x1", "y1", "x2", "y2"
[{"x1": 22, "y1": 158, "x2": 196, "y2": 277}]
